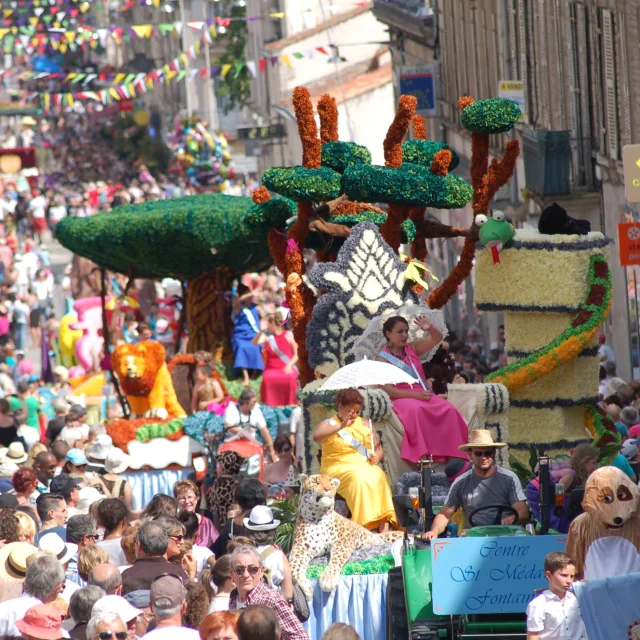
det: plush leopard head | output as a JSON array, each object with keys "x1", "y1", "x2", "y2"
[{"x1": 298, "y1": 474, "x2": 341, "y2": 522}]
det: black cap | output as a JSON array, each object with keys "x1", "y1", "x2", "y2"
[
  {"x1": 49, "y1": 473, "x2": 82, "y2": 497},
  {"x1": 0, "y1": 493, "x2": 18, "y2": 507}
]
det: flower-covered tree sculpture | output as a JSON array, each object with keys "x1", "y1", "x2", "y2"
[
  {"x1": 55, "y1": 194, "x2": 267, "y2": 358},
  {"x1": 249, "y1": 88, "x2": 521, "y2": 383}
]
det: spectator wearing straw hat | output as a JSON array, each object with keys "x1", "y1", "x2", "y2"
[
  {"x1": 16, "y1": 603, "x2": 69, "y2": 639},
  {"x1": 0, "y1": 541, "x2": 37, "y2": 602},
  {"x1": 0, "y1": 554, "x2": 65, "y2": 636},
  {"x1": 101, "y1": 447, "x2": 133, "y2": 511}
]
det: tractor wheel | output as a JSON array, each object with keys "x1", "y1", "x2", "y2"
[{"x1": 386, "y1": 567, "x2": 409, "y2": 640}]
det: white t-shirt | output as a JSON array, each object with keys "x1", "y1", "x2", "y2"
[
  {"x1": 208, "y1": 593, "x2": 230, "y2": 613},
  {"x1": 28, "y1": 195, "x2": 47, "y2": 219},
  {"x1": 526, "y1": 589, "x2": 585, "y2": 639},
  {"x1": 257, "y1": 544, "x2": 285, "y2": 593},
  {"x1": 95, "y1": 537, "x2": 128, "y2": 567},
  {"x1": 59, "y1": 424, "x2": 90, "y2": 447},
  {"x1": 192, "y1": 544, "x2": 214, "y2": 576},
  {"x1": 224, "y1": 403, "x2": 266, "y2": 430},
  {"x1": 0, "y1": 593, "x2": 42, "y2": 636},
  {"x1": 143, "y1": 627, "x2": 200, "y2": 639},
  {"x1": 49, "y1": 204, "x2": 67, "y2": 222}
]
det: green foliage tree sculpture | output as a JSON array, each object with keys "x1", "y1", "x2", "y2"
[{"x1": 55, "y1": 193, "x2": 267, "y2": 357}]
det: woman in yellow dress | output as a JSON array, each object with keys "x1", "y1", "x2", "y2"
[{"x1": 313, "y1": 387, "x2": 397, "y2": 532}]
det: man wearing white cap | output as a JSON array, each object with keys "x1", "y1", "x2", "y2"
[
  {"x1": 92, "y1": 594, "x2": 141, "y2": 640},
  {"x1": 38, "y1": 532, "x2": 80, "y2": 603}
]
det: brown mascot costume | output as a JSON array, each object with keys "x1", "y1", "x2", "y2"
[{"x1": 566, "y1": 466, "x2": 640, "y2": 580}]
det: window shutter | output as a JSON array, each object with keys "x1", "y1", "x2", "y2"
[
  {"x1": 618, "y1": 13, "x2": 631, "y2": 146},
  {"x1": 602, "y1": 9, "x2": 619, "y2": 159},
  {"x1": 517, "y1": 0, "x2": 529, "y2": 116}
]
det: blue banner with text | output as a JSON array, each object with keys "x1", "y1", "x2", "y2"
[{"x1": 431, "y1": 535, "x2": 566, "y2": 615}]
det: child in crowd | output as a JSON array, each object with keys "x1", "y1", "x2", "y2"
[{"x1": 526, "y1": 551, "x2": 585, "y2": 640}]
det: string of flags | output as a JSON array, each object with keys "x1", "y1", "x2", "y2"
[{"x1": 26, "y1": 27, "x2": 336, "y2": 111}]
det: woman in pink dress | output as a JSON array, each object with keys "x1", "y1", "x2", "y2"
[
  {"x1": 376, "y1": 315, "x2": 469, "y2": 464},
  {"x1": 253, "y1": 312, "x2": 299, "y2": 407}
]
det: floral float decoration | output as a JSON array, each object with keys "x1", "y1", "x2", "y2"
[
  {"x1": 248, "y1": 90, "x2": 521, "y2": 384},
  {"x1": 171, "y1": 115, "x2": 235, "y2": 190},
  {"x1": 475, "y1": 228, "x2": 616, "y2": 462},
  {"x1": 111, "y1": 341, "x2": 186, "y2": 420}
]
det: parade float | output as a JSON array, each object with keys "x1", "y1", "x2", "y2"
[{"x1": 55, "y1": 86, "x2": 616, "y2": 638}]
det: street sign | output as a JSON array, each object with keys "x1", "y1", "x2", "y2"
[
  {"x1": 498, "y1": 80, "x2": 526, "y2": 122},
  {"x1": 623, "y1": 144, "x2": 640, "y2": 203},
  {"x1": 399, "y1": 65, "x2": 437, "y2": 116},
  {"x1": 618, "y1": 222, "x2": 640, "y2": 266},
  {"x1": 431, "y1": 535, "x2": 566, "y2": 615},
  {"x1": 237, "y1": 123, "x2": 286, "y2": 141}
]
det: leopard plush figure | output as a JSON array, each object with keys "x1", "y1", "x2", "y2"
[
  {"x1": 206, "y1": 451, "x2": 245, "y2": 530},
  {"x1": 289, "y1": 474, "x2": 402, "y2": 597}
]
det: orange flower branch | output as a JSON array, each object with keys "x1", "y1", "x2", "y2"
[
  {"x1": 412, "y1": 115, "x2": 427, "y2": 140},
  {"x1": 317, "y1": 94, "x2": 339, "y2": 143},
  {"x1": 292, "y1": 86, "x2": 322, "y2": 169},
  {"x1": 383, "y1": 94, "x2": 417, "y2": 168}
]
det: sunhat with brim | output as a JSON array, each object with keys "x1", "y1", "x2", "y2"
[
  {"x1": 75, "y1": 486, "x2": 103, "y2": 514},
  {"x1": 243, "y1": 505, "x2": 280, "y2": 531},
  {"x1": 458, "y1": 429, "x2": 507, "y2": 451},
  {"x1": 622, "y1": 439, "x2": 639, "y2": 461},
  {"x1": 104, "y1": 447, "x2": 130, "y2": 474},
  {"x1": 89, "y1": 434, "x2": 113, "y2": 461},
  {"x1": 92, "y1": 595, "x2": 142, "y2": 623},
  {"x1": 0, "y1": 458, "x2": 19, "y2": 477},
  {"x1": 16, "y1": 603, "x2": 67, "y2": 640},
  {"x1": 38, "y1": 533, "x2": 78, "y2": 565},
  {"x1": 6, "y1": 441, "x2": 28, "y2": 463},
  {"x1": 0, "y1": 541, "x2": 37, "y2": 583}
]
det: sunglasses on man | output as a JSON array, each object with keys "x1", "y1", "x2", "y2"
[
  {"x1": 233, "y1": 564, "x2": 261, "y2": 576},
  {"x1": 472, "y1": 449, "x2": 496, "y2": 458},
  {"x1": 94, "y1": 632, "x2": 127, "y2": 640}
]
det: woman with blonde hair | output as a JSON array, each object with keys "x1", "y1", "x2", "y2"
[
  {"x1": 77, "y1": 545, "x2": 109, "y2": 582},
  {"x1": 14, "y1": 510, "x2": 36, "y2": 543},
  {"x1": 26, "y1": 442, "x2": 47, "y2": 469}
]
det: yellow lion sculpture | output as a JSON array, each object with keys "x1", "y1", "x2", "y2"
[{"x1": 112, "y1": 341, "x2": 186, "y2": 419}]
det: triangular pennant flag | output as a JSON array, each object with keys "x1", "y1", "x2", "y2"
[
  {"x1": 109, "y1": 88, "x2": 120, "y2": 100},
  {"x1": 233, "y1": 62, "x2": 244, "y2": 78},
  {"x1": 2, "y1": 9, "x2": 12, "y2": 17},
  {"x1": 58, "y1": 42, "x2": 67, "y2": 53},
  {"x1": 208, "y1": 25, "x2": 216, "y2": 38},
  {"x1": 203, "y1": 29, "x2": 212, "y2": 44},
  {"x1": 174, "y1": 21, "x2": 183, "y2": 35},
  {"x1": 304, "y1": 50, "x2": 314, "y2": 59},
  {"x1": 258, "y1": 58, "x2": 266, "y2": 74},
  {"x1": 221, "y1": 64, "x2": 231, "y2": 79},
  {"x1": 176, "y1": 70, "x2": 186, "y2": 82},
  {"x1": 123, "y1": 73, "x2": 135, "y2": 84},
  {"x1": 28, "y1": 16, "x2": 37, "y2": 26},
  {"x1": 131, "y1": 24, "x2": 152, "y2": 39},
  {"x1": 246, "y1": 60, "x2": 256, "y2": 77},
  {"x1": 194, "y1": 40, "x2": 200, "y2": 54},
  {"x1": 165, "y1": 70, "x2": 177, "y2": 82},
  {"x1": 43, "y1": 93, "x2": 50, "y2": 110},
  {"x1": 187, "y1": 20, "x2": 204, "y2": 30},
  {"x1": 209, "y1": 66, "x2": 220, "y2": 77},
  {"x1": 281, "y1": 54, "x2": 292, "y2": 68},
  {"x1": 316, "y1": 46, "x2": 329, "y2": 55},
  {"x1": 188, "y1": 68, "x2": 198, "y2": 81},
  {"x1": 113, "y1": 73, "x2": 125, "y2": 84},
  {"x1": 152, "y1": 0, "x2": 160, "y2": 6},
  {"x1": 33, "y1": 7, "x2": 43, "y2": 16},
  {"x1": 179, "y1": 53, "x2": 188, "y2": 66},
  {"x1": 120, "y1": 84, "x2": 130, "y2": 99},
  {"x1": 66, "y1": 93, "x2": 73, "y2": 106},
  {"x1": 157, "y1": 23, "x2": 173, "y2": 36},
  {"x1": 270, "y1": 56, "x2": 278, "y2": 67},
  {"x1": 128, "y1": 82, "x2": 135, "y2": 96},
  {"x1": 64, "y1": 31, "x2": 75, "y2": 43},
  {"x1": 269, "y1": 12, "x2": 285, "y2": 18},
  {"x1": 292, "y1": 52, "x2": 304, "y2": 59},
  {"x1": 0, "y1": 28, "x2": 9, "y2": 39},
  {"x1": 70, "y1": 73, "x2": 85, "y2": 83},
  {"x1": 199, "y1": 67, "x2": 207, "y2": 79}
]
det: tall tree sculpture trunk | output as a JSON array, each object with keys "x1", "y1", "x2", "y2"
[{"x1": 186, "y1": 269, "x2": 234, "y2": 361}]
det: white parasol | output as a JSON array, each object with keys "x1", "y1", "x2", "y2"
[
  {"x1": 318, "y1": 358, "x2": 419, "y2": 391},
  {"x1": 352, "y1": 304, "x2": 448, "y2": 363},
  {"x1": 318, "y1": 358, "x2": 419, "y2": 453}
]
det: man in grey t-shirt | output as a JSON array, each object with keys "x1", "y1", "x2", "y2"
[{"x1": 425, "y1": 430, "x2": 529, "y2": 539}]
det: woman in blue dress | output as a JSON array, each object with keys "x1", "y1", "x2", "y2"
[{"x1": 231, "y1": 284, "x2": 264, "y2": 385}]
